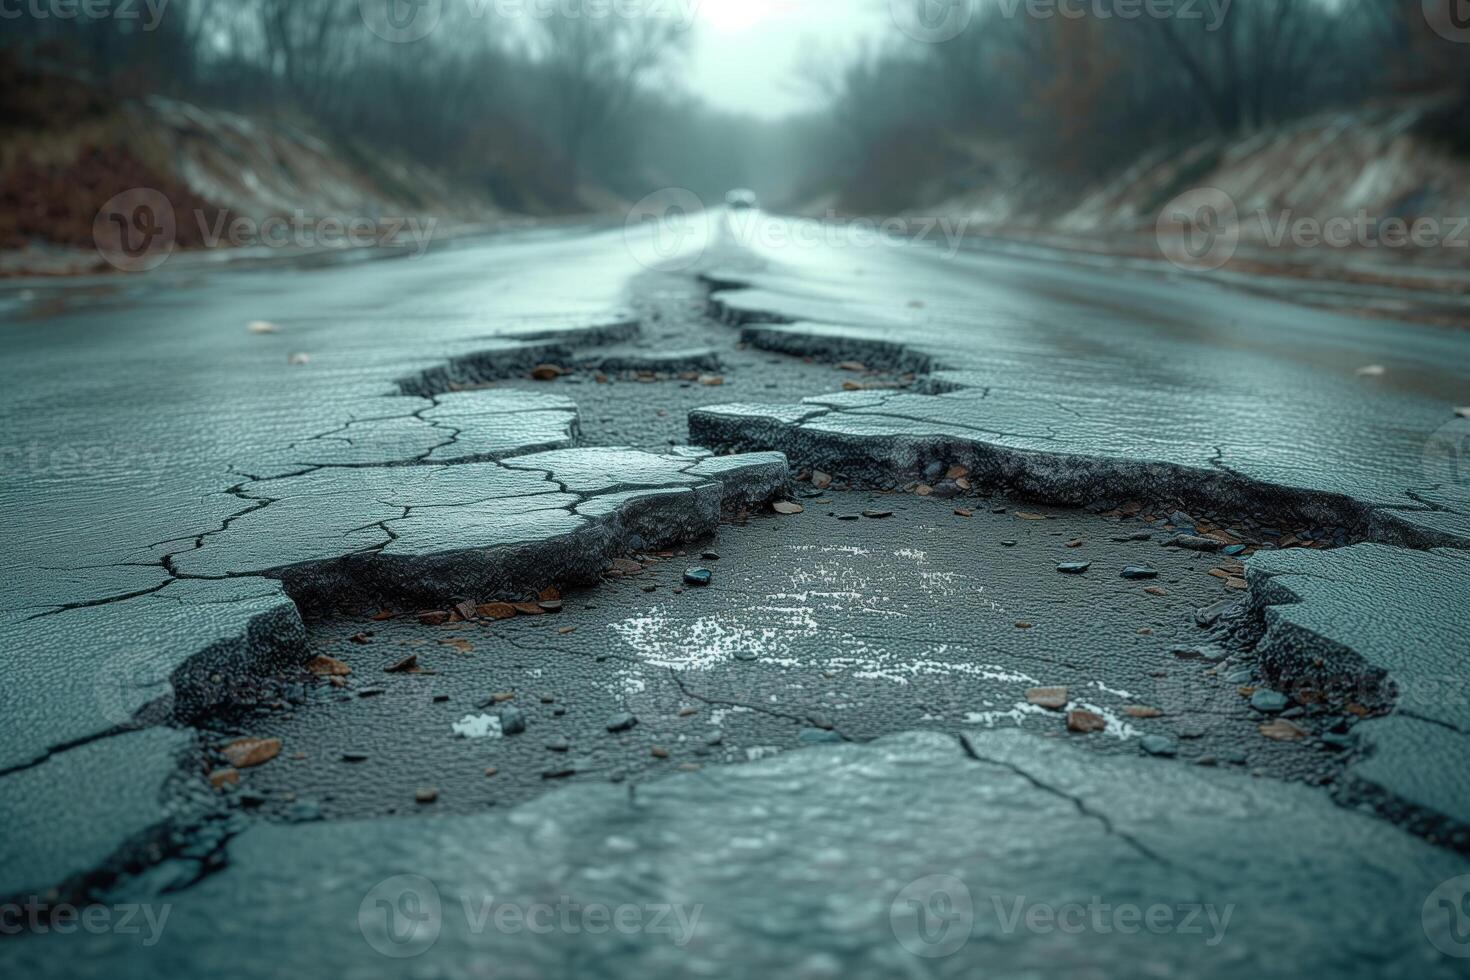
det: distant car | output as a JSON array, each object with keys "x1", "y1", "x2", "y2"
[{"x1": 725, "y1": 189, "x2": 758, "y2": 210}]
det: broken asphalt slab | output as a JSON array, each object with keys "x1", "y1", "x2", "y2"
[
  {"x1": 3, "y1": 731, "x2": 1464, "y2": 978},
  {"x1": 1249, "y1": 544, "x2": 1470, "y2": 842}
]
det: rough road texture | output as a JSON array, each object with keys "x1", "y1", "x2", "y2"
[
  {"x1": 4, "y1": 732, "x2": 1464, "y2": 979},
  {"x1": 4, "y1": 218, "x2": 1469, "y2": 974}
]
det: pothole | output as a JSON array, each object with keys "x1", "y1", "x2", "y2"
[{"x1": 196, "y1": 490, "x2": 1364, "y2": 822}]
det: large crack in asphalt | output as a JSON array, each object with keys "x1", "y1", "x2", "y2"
[{"x1": 11, "y1": 258, "x2": 1466, "y2": 912}]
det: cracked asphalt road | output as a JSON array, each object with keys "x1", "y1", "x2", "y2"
[{"x1": 3, "y1": 214, "x2": 1470, "y2": 977}]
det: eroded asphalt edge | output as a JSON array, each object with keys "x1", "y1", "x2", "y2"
[{"x1": 693, "y1": 268, "x2": 1470, "y2": 848}]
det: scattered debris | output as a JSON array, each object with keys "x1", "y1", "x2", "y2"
[
  {"x1": 287, "y1": 352, "x2": 311, "y2": 366},
  {"x1": 418, "y1": 610, "x2": 451, "y2": 627},
  {"x1": 208, "y1": 768, "x2": 240, "y2": 789},
  {"x1": 476, "y1": 602, "x2": 517, "y2": 620},
  {"x1": 499, "y1": 706, "x2": 527, "y2": 736},
  {"x1": 1250, "y1": 690, "x2": 1290, "y2": 713},
  {"x1": 1015, "y1": 512, "x2": 1048, "y2": 521},
  {"x1": 1166, "y1": 535, "x2": 1222, "y2": 553},
  {"x1": 837, "y1": 361, "x2": 867, "y2": 372},
  {"x1": 415, "y1": 788, "x2": 439, "y2": 804},
  {"x1": 307, "y1": 655, "x2": 351, "y2": 677},
  {"x1": 1355, "y1": 364, "x2": 1385, "y2": 377},
  {"x1": 246, "y1": 321, "x2": 279, "y2": 334},
  {"x1": 1026, "y1": 687, "x2": 1069, "y2": 710},
  {"x1": 651, "y1": 745, "x2": 670, "y2": 759},
  {"x1": 863, "y1": 510, "x2": 894, "y2": 519},
  {"x1": 221, "y1": 738, "x2": 282, "y2": 769},
  {"x1": 1140, "y1": 735, "x2": 1178, "y2": 757},
  {"x1": 385, "y1": 654, "x2": 419, "y2": 674},
  {"x1": 1124, "y1": 705, "x2": 1164, "y2": 719},
  {"x1": 1066, "y1": 710, "x2": 1107, "y2": 734},
  {"x1": 772, "y1": 501, "x2": 805, "y2": 515},
  {"x1": 1260, "y1": 719, "x2": 1307, "y2": 741},
  {"x1": 530, "y1": 364, "x2": 565, "y2": 381}
]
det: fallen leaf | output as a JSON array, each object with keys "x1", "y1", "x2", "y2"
[
  {"x1": 1124, "y1": 705, "x2": 1164, "y2": 719},
  {"x1": 1065, "y1": 539, "x2": 1084, "y2": 548},
  {"x1": 307, "y1": 655, "x2": 351, "y2": 677},
  {"x1": 538, "y1": 586, "x2": 561, "y2": 602},
  {"x1": 1143, "y1": 586, "x2": 1168, "y2": 597},
  {"x1": 454, "y1": 600, "x2": 477, "y2": 621},
  {"x1": 369, "y1": 608, "x2": 396, "y2": 621},
  {"x1": 841, "y1": 380, "x2": 866, "y2": 391},
  {"x1": 1015, "y1": 512, "x2": 1048, "y2": 521},
  {"x1": 530, "y1": 364, "x2": 564, "y2": 381},
  {"x1": 946, "y1": 465, "x2": 969, "y2": 480},
  {"x1": 1066, "y1": 710, "x2": 1107, "y2": 734},
  {"x1": 418, "y1": 610, "x2": 450, "y2": 626},
  {"x1": 698, "y1": 375, "x2": 725, "y2": 386},
  {"x1": 1026, "y1": 687, "x2": 1069, "y2": 710},
  {"x1": 349, "y1": 632, "x2": 371, "y2": 645},
  {"x1": 513, "y1": 602, "x2": 547, "y2": 616},
  {"x1": 385, "y1": 654, "x2": 420, "y2": 673},
  {"x1": 772, "y1": 501, "x2": 805, "y2": 515},
  {"x1": 538, "y1": 600, "x2": 563, "y2": 613},
  {"x1": 954, "y1": 508, "x2": 974, "y2": 518},
  {"x1": 811, "y1": 470, "x2": 833, "y2": 489},
  {"x1": 1208, "y1": 568, "x2": 1232, "y2": 580},
  {"x1": 651, "y1": 745, "x2": 670, "y2": 759},
  {"x1": 557, "y1": 626, "x2": 577, "y2": 635},
  {"x1": 1015, "y1": 621, "x2": 1033, "y2": 630},
  {"x1": 1259, "y1": 719, "x2": 1306, "y2": 741},
  {"x1": 476, "y1": 602, "x2": 517, "y2": 620},
  {"x1": 915, "y1": 484, "x2": 934, "y2": 497},
  {"x1": 221, "y1": 738, "x2": 281, "y2": 769},
  {"x1": 954, "y1": 477, "x2": 972, "y2": 490},
  {"x1": 1225, "y1": 577, "x2": 1249, "y2": 590},
  {"x1": 441, "y1": 638, "x2": 473, "y2": 653},
  {"x1": 837, "y1": 361, "x2": 867, "y2": 373},
  {"x1": 247, "y1": 320, "x2": 279, "y2": 334},
  {"x1": 608, "y1": 558, "x2": 644, "y2": 576},
  {"x1": 1346, "y1": 703, "x2": 1370, "y2": 717},
  {"x1": 208, "y1": 768, "x2": 240, "y2": 789}
]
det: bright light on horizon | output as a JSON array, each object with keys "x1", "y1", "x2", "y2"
[{"x1": 687, "y1": 1, "x2": 890, "y2": 118}]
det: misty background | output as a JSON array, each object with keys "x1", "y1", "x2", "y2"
[{"x1": 3, "y1": 0, "x2": 1469, "y2": 258}]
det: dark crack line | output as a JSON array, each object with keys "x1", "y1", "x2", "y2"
[{"x1": 957, "y1": 737, "x2": 1214, "y2": 888}]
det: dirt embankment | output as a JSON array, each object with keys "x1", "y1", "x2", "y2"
[{"x1": 0, "y1": 57, "x2": 576, "y2": 276}]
